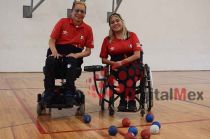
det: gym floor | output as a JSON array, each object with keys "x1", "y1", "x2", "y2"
[{"x1": 0, "y1": 71, "x2": 210, "y2": 139}]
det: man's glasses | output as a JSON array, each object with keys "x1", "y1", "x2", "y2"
[{"x1": 74, "y1": 9, "x2": 86, "y2": 14}]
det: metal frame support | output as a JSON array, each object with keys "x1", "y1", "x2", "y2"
[
  {"x1": 114, "y1": 0, "x2": 122, "y2": 13},
  {"x1": 107, "y1": 12, "x2": 112, "y2": 22},
  {"x1": 107, "y1": 0, "x2": 123, "y2": 22},
  {"x1": 67, "y1": 9, "x2": 72, "y2": 18},
  {"x1": 23, "y1": 0, "x2": 46, "y2": 18},
  {"x1": 112, "y1": 0, "x2": 115, "y2": 12}
]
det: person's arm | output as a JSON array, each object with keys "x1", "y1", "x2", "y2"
[
  {"x1": 102, "y1": 58, "x2": 117, "y2": 65},
  {"x1": 66, "y1": 47, "x2": 91, "y2": 58},
  {"x1": 123, "y1": 50, "x2": 140, "y2": 63},
  {"x1": 49, "y1": 18, "x2": 64, "y2": 59},
  {"x1": 112, "y1": 50, "x2": 141, "y2": 69},
  {"x1": 48, "y1": 38, "x2": 62, "y2": 59}
]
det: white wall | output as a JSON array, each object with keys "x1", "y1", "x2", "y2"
[{"x1": 0, "y1": 0, "x2": 209, "y2": 72}]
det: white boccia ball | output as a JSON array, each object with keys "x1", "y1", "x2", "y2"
[{"x1": 150, "y1": 125, "x2": 160, "y2": 134}]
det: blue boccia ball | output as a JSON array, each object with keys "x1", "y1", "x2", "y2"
[
  {"x1": 145, "y1": 113, "x2": 154, "y2": 123},
  {"x1": 128, "y1": 126, "x2": 138, "y2": 136},
  {"x1": 152, "y1": 121, "x2": 161, "y2": 129},
  {"x1": 108, "y1": 125, "x2": 118, "y2": 136},
  {"x1": 83, "y1": 114, "x2": 91, "y2": 123}
]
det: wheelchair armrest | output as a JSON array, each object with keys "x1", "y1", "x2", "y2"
[{"x1": 84, "y1": 65, "x2": 104, "y2": 72}]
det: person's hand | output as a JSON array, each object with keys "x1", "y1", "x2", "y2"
[
  {"x1": 66, "y1": 53, "x2": 80, "y2": 59},
  {"x1": 111, "y1": 59, "x2": 129, "y2": 70},
  {"x1": 50, "y1": 51, "x2": 62, "y2": 59},
  {"x1": 111, "y1": 61, "x2": 128, "y2": 69},
  {"x1": 111, "y1": 61, "x2": 122, "y2": 70}
]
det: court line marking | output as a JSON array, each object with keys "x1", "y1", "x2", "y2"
[
  {"x1": 0, "y1": 87, "x2": 87, "y2": 91},
  {"x1": 12, "y1": 90, "x2": 47, "y2": 134},
  {"x1": 41, "y1": 118, "x2": 210, "y2": 134},
  {"x1": 9, "y1": 89, "x2": 210, "y2": 135},
  {"x1": 181, "y1": 100, "x2": 210, "y2": 108},
  {"x1": 0, "y1": 122, "x2": 33, "y2": 130},
  {"x1": 11, "y1": 122, "x2": 17, "y2": 139},
  {"x1": 6, "y1": 79, "x2": 47, "y2": 134},
  {"x1": 5, "y1": 79, "x2": 210, "y2": 135}
]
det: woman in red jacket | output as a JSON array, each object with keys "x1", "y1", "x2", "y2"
[{"x1": 100, "y1": 13, "x2": 142, "y2": 112}]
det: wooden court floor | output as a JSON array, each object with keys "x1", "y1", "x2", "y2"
[{"x1": 0, "y1": 71, "x2": 210, "y2": 139}]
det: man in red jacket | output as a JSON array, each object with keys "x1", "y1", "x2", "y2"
[{"x1": 44, "y1": 1, "x2": 94, "y2": 104}]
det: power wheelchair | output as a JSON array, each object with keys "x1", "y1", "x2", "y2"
[
  {"x1": 84, "y1": 51, "x2": 153, "y2": 117},
  {"x1": 37, "y1": 56, "x2": 85, "y2": 116}
]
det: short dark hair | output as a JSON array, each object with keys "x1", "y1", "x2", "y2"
[{"x1": 72, "y1": 1, "x2": 86, "y2": 11}]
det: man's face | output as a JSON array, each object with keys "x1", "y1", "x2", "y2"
[{"x1": 71, "y1": 4, "x2": 86, "y2": 23}]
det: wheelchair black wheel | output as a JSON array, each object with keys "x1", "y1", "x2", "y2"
[
  {"x1": 76, "y1": 104, "x2": 85, "y2": 116},
  {"x1": 37, "y1": 103, "x2": 45, "y2": 116},
  {"x1": 108, "y1": 89, "x2": 115, "y2": 116},
  {"x1": 37, "y1": 94, "x2": 42, "y2": 102},
  {"x1": 144, "y1": 64, "x2": 153, "y2": 112},
  {"x1": 99, "y1": 87, "x2": 105, "y2": 111},
  {"x1": 109, "y1": 106, "x2": 115, "y2": 116},
  {"x1": 140, "y1": 109, "x2": 145, "y2": 117},
  {"x1": 139, "y1": 76, "x2": 146, "y2": 115},
  {"x1": 100, "y1": 99, "x2": 105, "y2": 111},
  {"x1": 49, "y1": 108, "x2": 52, "y2": 114}
]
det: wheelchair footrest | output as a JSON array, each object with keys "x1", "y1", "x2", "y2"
[
  {"x1": 117, "y1": 109, "x2": 139, "y2": 112},
  {"x1": 46, "y1": 103, "x2": 73, "y2": 108},
  {"x1": 84, "y1": 65, "x2": 104, "y2": 72}
]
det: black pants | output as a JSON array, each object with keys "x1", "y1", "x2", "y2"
[{"x1": 44, "y1": 44, "x2": 83, "y2": 93}]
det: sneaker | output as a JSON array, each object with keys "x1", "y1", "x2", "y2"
[
  {"x1": 128, "y1": 100, "x2": 137, "y2": 112},
  {"x1": 118, "y1": 99, "x2": 127, "y2": 112}
]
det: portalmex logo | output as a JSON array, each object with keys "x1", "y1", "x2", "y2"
[{"x1": 154, "y1": 88, "x2": 203, "y2": 101}]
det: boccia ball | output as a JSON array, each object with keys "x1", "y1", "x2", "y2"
[
  {"x1": 150, "y1": 125, "x2": 160, "y2": 134},
  {"x1": 141, "y1": 129, "x2": 151, "y2": 139},
  {"x1": 152, "y1": 121, "x2": 161, "y2": 129},
  {"x1": 145, "y1": 113, "x2": 154, "y2": 123},
  {"x1": 108, "y1": 125, "x2": 118, "y2": 136},
  {"x1": 83, "y1": 114, "x2": 91, "y2": 123},
  {"x1": 124, "y1": 132, "x2": 137, "y2": 139},
  {"x1": 122, "y1": 117, "x2": 131, "y2": 127},
  {"x1": 128, "y1": 126, "x2": 138, "y2": 136}
]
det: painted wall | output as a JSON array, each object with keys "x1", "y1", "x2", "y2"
[{"x1": 0, "y1": 0, "x2": 209, "y2": 72}]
